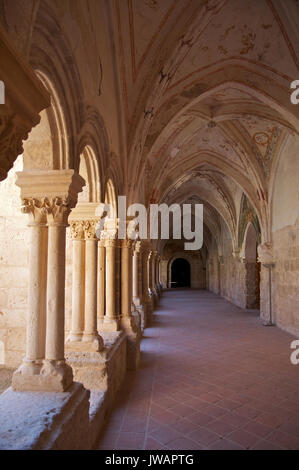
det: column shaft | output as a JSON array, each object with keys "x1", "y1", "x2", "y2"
[
  {"x1": 133, "y1": 250, "x2": 139, "y2": 304},
  {"x1": 46, "y1": 223, "x2": 66, "y2": 361},
  {"x1": 83, "y1": 239, "x2": 98, "y2": 338},
  {"x1": 105, "y1": 240, "x2": 116, "y2": 322},
  {"x1": 70, "y1": 238, "x2": 85, "y2": 340},
  {"x1": 121, "y1": 241, "x2": 132, "y2": 318},
  {"x1": 97, "y1": 241, "x2": 105, "y2": 322},
  {"x1": 26, "y1": 223, "x2": 47, "y2": 362}
]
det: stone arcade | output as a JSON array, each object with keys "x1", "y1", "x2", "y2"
[{"x1": 0, "y1": 0, "x2": 299, "y2": 450}]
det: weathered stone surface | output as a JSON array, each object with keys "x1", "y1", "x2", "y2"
[{"x1": 0, "y1": 383, "x2": 90, "y2": 450}]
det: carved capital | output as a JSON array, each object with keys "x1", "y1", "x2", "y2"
[
  {"x1": 99, "y1": 218, "x2": 118, "y2": 241},
  {"x1": 133, "y1": 240, "x2": 142, "y2": 253},
  {"x1": 44, "y1": 197, "x2": 71, "y2": 225},
  {"x1": 104, "y1": 238, "x2": 117, "y2": 248},
  {"x1": 70, "y1": 221, "x2": 85, "y2": 240},
  {"x1": 84, "y1": 220, "x2": 97, "y2": 240},
  {"x1": 21, "y1": 197, "x2": 47, "y2": 225},
  {"x1": 121, "y1": 238, "x2": 133, "y2": 249}
]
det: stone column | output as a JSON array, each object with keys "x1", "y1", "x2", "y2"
[
  {"x1": 151, "y1": 251, "x2": 159, "y2": 304},
  {"x1": 14, "y1": 199, "x2": 47, "y2": 376},
  {"x1": 82, "y1": 221, "x2": 104, "y2": 350},
  {"x1": 42, "y1": 197, "x2": 73, "y2": 389},
  {"x1": 67, "y1": 221, "x2": 85, "y2": 342},
  {"x1": 120, "y1": 239, "x2": 140, "y2": 329},
  {"x1": 148, "y1": 251, "x2": 155, "y2": 308},
  {"x1": 102, "y1": 236, "x2": 120, "y2": 331},
  {"x1": 133, "y1": 243, "x2": 141, "y2": 308},
  {"x1": 97, "y1": 240, "x2": 105, "y2": 325},
  {"x1": 141, "y1": 243, "x2": 152, "y2": 326},
  {"x1": 12, "y1": 170, "x2": 85, "y2": 392},
  {"x1": 121, "y1": 239, "x2": 140, "y2": 369},
  {"x1": 121, "y1": 239, "x2": 133, "y2": 319},
  {"x1": 132, "y1": 241, "x2": 144, "y2": 328},
  {"x1": 258, "y1": 243, "x2": 275, "y2": 326},
  {"x1": 156, "y1": 255, "x2": 162, "y2": 295},
  {"x1": 160, "y1": 257, "x2": 168, "y2": 288}
]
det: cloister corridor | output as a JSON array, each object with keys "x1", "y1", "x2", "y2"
[{"x1": 96, "y1": 290, "x2": 299, "y2": 451}]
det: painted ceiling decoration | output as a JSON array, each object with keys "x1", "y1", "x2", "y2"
[{"x1": 109, "y1": 0, "x2": 299, "y2": 249}]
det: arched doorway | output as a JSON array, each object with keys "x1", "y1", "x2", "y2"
[
  {"x1": 171, "y1": 258, "x2": 191, "y2": 288},
  {"x1": 244, "y1": 223, "x2": 260, "y2": 309}
]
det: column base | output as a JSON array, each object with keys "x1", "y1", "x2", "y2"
[
  {"x1": 136, "y1": 304, "x2": 146, "y2": 330},
  {"x1": 152, "y1": 288, "x2": 159, "y2": 306},
  {"x1": 82, "y1": 333, "x2": 104, "y2": 350},
  {"x1": 121, "y1": 315, "x2": 139, "y2": 333},
  {"x1": 66, "y1": 335, "x2": 104, "y2": 353},
  {"x1": 66, "y1": 331, "x2": 126, "y2": 391},
  {"x1": 100, "y1": 317, "x2": 121, "y2": 332},
  {"x1": 145, "y1": 299, "x2": 153, "y2": 325},
  {"x1": 132, "y1": 309, "x2": 141, "y2": 331},
  {"x1": 119, "y1": 317, "x2": 141, "y2": 370},
  {"x1": 66, "y1": 332, "x2": 83, "y2": 343},
  {"x1": 12, "y1": 359, "x2": 73, "y2": 392}
]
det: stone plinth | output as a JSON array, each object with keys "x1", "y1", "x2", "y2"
[
  {"x1": 66, "y1": 331, "x2": 126, "y2": 394},
  {"x1": 0, "y1": 382, "x2": 90, "y2": 450}
]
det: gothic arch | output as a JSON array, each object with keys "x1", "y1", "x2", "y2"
[
  {"x1": 77, "y1": 146, "x2": 101, "y2": 204},
  {"x1": 28, "y1": 2, "x2": 85, "y2": 169}
]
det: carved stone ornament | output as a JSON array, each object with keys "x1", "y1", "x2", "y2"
[
  {"x1": 70, "y1": 220, "x2": 85, "y2": 240},
  {"x1": 0, "y1": 25, "x2": 50, "y2": 181},
  {"x1": 21, "y1": 197, "x2": 47, "y2": 225},
  {"x1": 84, "y1": 220, "x2": 97, "y2": 240},
  {"x1": 44, "y1": 197, "x2": 71, "y2": 225}
]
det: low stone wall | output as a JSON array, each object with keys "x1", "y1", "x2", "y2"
[
  {"x1": 0, "y1": 330, "x2": 130, "y2": 450},
  {"x1": 271, "y1": 223, "x2": 299, "y2": 336},
  {"x1": 0, "y1": 382, "x2": 91, "y2": 450}
]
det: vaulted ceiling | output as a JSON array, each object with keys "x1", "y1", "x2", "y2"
[
  {"x1": 111, "y1": 0, "x2": 299, "y2": 247},
  {"x1": 1, "y1": 0, "x2": 299, "y2": 251}
]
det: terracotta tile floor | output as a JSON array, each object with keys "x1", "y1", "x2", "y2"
[{"x1": 96, "y1": 289, "x2": 299, "y2": 450}]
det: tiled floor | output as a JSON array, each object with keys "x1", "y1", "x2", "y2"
[{"x1": 96, "y1": 289, "x2": 299, "y2": 450}]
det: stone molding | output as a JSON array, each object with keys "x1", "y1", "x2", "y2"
[{"x1": 16, "y1": 170, "x2": 85, "y2": 219}]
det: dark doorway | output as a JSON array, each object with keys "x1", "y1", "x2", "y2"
[{"x1": 171, "y1": 258, "x2": 191, "y2": 288}]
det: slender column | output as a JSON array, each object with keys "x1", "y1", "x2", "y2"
[
  {"x1": 67, "y1": 221, "x2": 85, "y2": 342},
  {"x1": 154, "y1": 253, "x2": 161, "y2": 296},
  {"x1": 82, "y1": 221, "x2": 104, "y2": 349},
  {"x1": 102, "y1": 237, "x2": 120, "y2": 330},
  {"x1": 141, "y1": 244, "x2": 152, "y2": 325},
  {"x1": 12, "y1": 170, "x2": 85, "y2": 392},
  {"x1": 132, "y1": 247, "x2": 140, "y2": 306},
  {"x1": 16, "y1": 199, "x2": 47, "y2": 374},
  {"x1": 131, "y1": 241, "x2": 145, "y2": 329},
  {"x1": 148, "y1": 251, "x2": 157, "y2": 307},
  {"x1": 42, "y1": 197, "x2": 73, "y2": 389},
  {"x1": 148, "y1": 251, "x2": 153, "y2": 291},
  {"x1": 105, "y1": 239, "x2": 115, "y2": 320},
  {"x1": 97, "y1": 240, "x2": 105, "y2": 324},
  {"x1": 138, "y1": 248, "x2": 144, "y2": 305},
  {"x1": 115, "y1": 240, "x2": 121, "y2": 318},
  {"x1": 121, "y1": 239, "x2": 133, "y2": 318},
  {"x1": 258, "y1": 243, "x2": 275, "y2": 326}
]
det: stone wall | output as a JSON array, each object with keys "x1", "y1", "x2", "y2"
[
  {"x1": 0, "y1": 156, "x2": 28, "y2": 367},
  {"x1": 271, "y1": 222, "x2": 299, "y2": 336}
]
